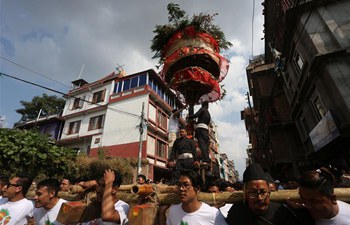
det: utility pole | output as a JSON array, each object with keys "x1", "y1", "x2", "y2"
[{"x1": 137, "y1": 102, "x2": 145, "y2": 174}]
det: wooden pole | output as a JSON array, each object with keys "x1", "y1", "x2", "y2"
[
  {"x1": 126, "y1": 188, "x2": 350, "y2": 205},
  {"x1": 27, "y1": 186, "x2": 350, "y2": 204}
]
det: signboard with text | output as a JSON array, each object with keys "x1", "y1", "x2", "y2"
[{"x1": 309, "y1": 111, "x2": 340, "y2": 152}]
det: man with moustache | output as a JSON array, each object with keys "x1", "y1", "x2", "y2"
[
  {"x1": 167, "y1": 127, "x2": 200, "y2": 181},
  {"x1": 226, "y1": 163, "x2": 313, "y2": 225}
]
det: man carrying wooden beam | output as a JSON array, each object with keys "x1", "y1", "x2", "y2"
[{"x1": 226, "y1": 163, "x2": 314, "y2": 225}]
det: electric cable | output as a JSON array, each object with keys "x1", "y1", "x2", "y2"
[
  {"x1": 0, "y1": 71, "x2": 140, "y2": 118},
  {"x1": 0, "y1": 56, "x2": 71, "y2": 88}
]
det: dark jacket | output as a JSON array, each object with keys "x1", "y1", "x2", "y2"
[
  {"x1": 225, "y1": 202, "x2": 315, "y2": 225},
  {"x1": 187, "y1": 106, "x2": 211, "y2": 125},
  {"x1": 169, "y1": 136, "x2": 197, "y2": 161}
]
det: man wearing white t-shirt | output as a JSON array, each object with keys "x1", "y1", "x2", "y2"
[
  {"x1": 0, "y1": 176, "x2": 8, "y2": 200},
  {"x1": 81, "y1": 169, "x2": 129, "y2": 225},
  {"x1": 299, "y1": 167, "x2": 350, "y2": 225},
  {"x1": 159, "y1": 170, "x2": 227, "y2": 225},
  {"x1": 101, "y1": 169, "x2": 129, "y2": 225},
  {"x1": 34, "y1": 178, "x2": 67, "y2": 225},
  {"x1": 0, "y1": 175, "x2": 34, "y2": 225},
  {"x1": 168, "y1": 106, "x2": 186, "y2": 157}
]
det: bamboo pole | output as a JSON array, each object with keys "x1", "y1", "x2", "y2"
[
  {"x1": 121, "y1": 188, "x2": 350, "y2": 205},
  {"x1": 130, "y1": 184, "x2": 177, "y2": 195},
  {"x1": 27, "y1": 186, "x2": 350, "y2": 204}
]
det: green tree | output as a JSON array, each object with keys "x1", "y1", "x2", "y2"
[
  {"x1": 0, "y1": 128, "x2": 76, "y2": 178},
  {"x1": 15, "y1": 93, "x2": 65, "y2": 120},
  {"x1": 151, "y1": 2, "x2": 232, "y2": 63}
]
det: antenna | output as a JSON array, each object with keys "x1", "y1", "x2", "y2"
[
  {"x1": 78, "y1": 64, "x2": 85, "y2": 79},
  {"x1": 116, "y1": 63, "x2": 125, "y2": 73}
]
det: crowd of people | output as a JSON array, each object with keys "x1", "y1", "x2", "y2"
[
  {"x1": 0, "y1": 163, "x2": 349, "y2": 225},
  {"x1": 0, "y1": 169, "x2": 130, "y2": 225},
  {"x1": 1, "y1": 103, "x2": 350, "y2": 224}
]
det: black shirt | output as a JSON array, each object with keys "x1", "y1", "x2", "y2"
[
  {"x1": 225, "y1": 202, "x2": 315, "y2": 225},
  {"x1": 169, "y1": 136, "x2": 197, "y2": 161},
  {"x1": 188, "y1": 106, "x2": 211, "y2": 125}
]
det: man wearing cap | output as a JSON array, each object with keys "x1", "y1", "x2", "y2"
[
  {"x1": 187, "y1": 101, "x2": 211, "y2": 167},
  {"x1": 226, "y1": 163, "x2": 314, "y2": 225},
  {"x1": 167, "y1": 127, "x2": 200, "y2": 180}
]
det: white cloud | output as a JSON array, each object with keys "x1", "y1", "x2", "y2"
[
  {"x1": 216, "y1": 120, "x2": 249, "y2": 177},
  {"x1": 1, "y1": 0, "x2": 265, "y2": 178}
]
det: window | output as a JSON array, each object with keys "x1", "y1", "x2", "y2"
[
  {"x1": 68, "y1": 120, "x2": 81, "y2": 134},
  {"x1": 43, "y1": 126, "x2": 53, "y2": 137},
  {"x1": 92, "y1": 90, "x2": 105, "y2": 104},
  {"x1": 72, "y1": 97, "x2": 84, "y2": 109},
  {"x1": 114, "y1": 82, "x2": 122, "y2": 93},
  {"x1": 312, "y1": 96, "x2": 326, "y2": 121},
  {"x1": 151, "y1": 80, "x2": 157, "y2": 92},
  {"x1": 293, "y1": 51, "x2": 304, "y2": 74},
  {"x1": 117, "y1": 81, "x2": 123, "y2": 93},
  {"x1": 123, "y1": 79, "x2": 130, "y2": 91},
  {"x1": 147, "y1": 135, "x2": 156, "y2": 156},
  {"x1": 148, "y1": 78, "x2": 153, "y2": 89},
  {"x1": 88, "y1": 115, "x2": 104, "y2": 130},
  {"x1": 149, "y1": 104, "x2": 156, "y2": 122},
  {"x1": 139, "y1": 74, "x2": 147, "y2": 86},
  {"x1": 296, "y1": 54, "x2": 304, "y2": 70},
  {"x1": 158, "y1": 110, "x2": 167, "y2": 129},
  {"x1": 131, "y1": 77, "x2": 138, "y2": 88},
  {"x1": 156, "y1": 140, "x2": 166, "y2": 158}
]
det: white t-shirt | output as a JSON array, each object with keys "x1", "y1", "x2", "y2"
[
  {"x1": 34, "y1": 198, "x2": 67, "y2": 225},
  {"x1": 168, "y1": 114, "x2": 179, "y2": 133},
  {"x1": 316, "y1": 200, "x2": 350, "y2": 225},
  {"x1": 0, "y1": 197, "x2": 34, "y2": 225},
  {"x1": 82, "y1": 200, "x2": 129, "y2": 225},
  {"x1": 166, "y1": 202, "x2": 228, "y2": 225},
  {"x1": 219, "y1": 203, "x2": 233, "y2": 218}
]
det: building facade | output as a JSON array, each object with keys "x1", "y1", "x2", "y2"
[
  {"x1": 14, "y1": 114, "x2": 64, "y2": 141},
  {"x1": 59, "y1": 69, "x2": 183, "y2": 181},
  {"x1": 242, "y1": 0, "x2": 350, "y2": 180}
]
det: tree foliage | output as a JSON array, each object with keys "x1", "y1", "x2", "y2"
[
  {"x1": 0, "y1": 128, "x2": 76, "y2": 178},
  {"x1": 15, "y1": 93, "x2": 65, "y2": 120},
  {"x1": 151, "y1": 2, "x2": 232, "y2": 63},
  {"x1": 65, "y1": 155, "x2": 148, "y2": 184}
]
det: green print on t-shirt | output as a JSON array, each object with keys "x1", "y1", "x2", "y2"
[
  {"x1": 180, "y1": 221, "x2": 189, "y2": 225},
  {"x1": 45, "y1": 219, "x2": 54, "y2": 225},
  {"x1": 0, "y1": 209, "x2": 11, "y2": 225}
]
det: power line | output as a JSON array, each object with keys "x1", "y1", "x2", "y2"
[
  {"x1": 0, "y1": 72, "x2": 68, "y2": 95},
  {"x1": 0, "y1": 56, "x2": 71, "y2": 88},
  {"x1": 0, "y1": 71, "x2": 140, "y2": 118}
]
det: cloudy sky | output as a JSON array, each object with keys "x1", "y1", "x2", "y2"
[{"x1": 0, "y1": 0, "x2": 264, "y2": 177}]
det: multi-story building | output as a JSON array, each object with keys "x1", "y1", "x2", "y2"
[
  {"x1": 219, "y1": 153, "x2": 237, "y2": 183},
  {"x1": 208, "y1": 121, "x2": 221, "y2": 177},
  {"x1": 59, "y1": 69, "x2": 184, "y2": 181},
  {"x1": 14, "y1": 114, "x2": 64, "y2": 141},
  {"x1": 242, "y1": 0, "x2": 350, "y2": 179},
  {"x1": 243, "y1": 54, "x2": 305, "y2": 179}
]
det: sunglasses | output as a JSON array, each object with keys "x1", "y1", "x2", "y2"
[{"x1": 5, "y1": 183, "x2": 22, "y2": 188}]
